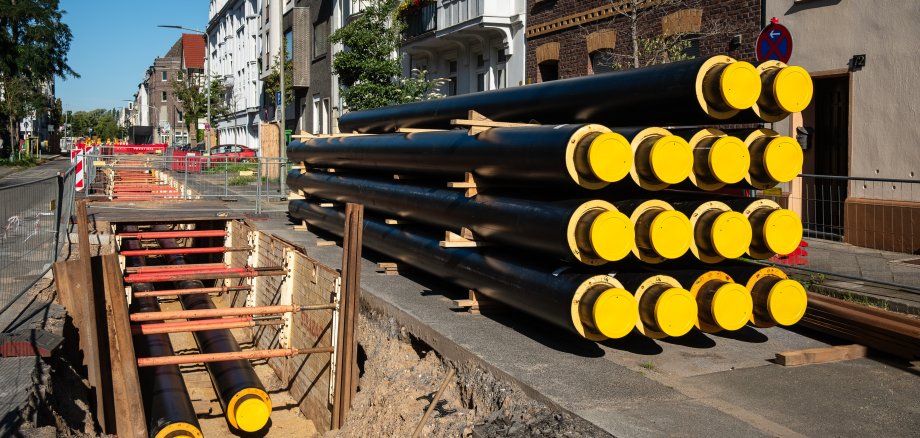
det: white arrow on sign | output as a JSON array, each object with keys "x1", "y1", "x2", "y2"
[{"x1": 770, "y1": 30, "x2": 781, "y2": 39}]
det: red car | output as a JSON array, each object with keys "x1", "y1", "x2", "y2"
[{"x1": 208, "y1": 144, "x2": 256, "y2": 162}]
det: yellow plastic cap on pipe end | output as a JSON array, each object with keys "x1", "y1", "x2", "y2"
[
  {"x1": 589, "y1": 210, "x2": 635, "y2": 262},
  {"x1": 708, "y1": 136, "x2": 750, "y2": 184},
  {"x1": 230, "y1": 391, "x2": 272, "y2": 432},
  {"x1": 649, "y1": 210, "x2": 692, "y2": 259},
  {"x1": 710, "y1": 211, "x2": 753, "y2": 259},
  {"x1": 763, "y1": 209, "x2": 803, "y2": 255},
  {"x1": 767, "y1": 279, "x2": 808, "y2": 326},
  {"x1": 649, "y1": 135, "x2": 693, "y2": 184},
  {"x1": 773, "y1": 66, "x2": 814, "y2": 113},
  {"x1": 762, "y1": 136, "x2": 803, "y2": 182},
  {"x1": 154, "y1": 422, "x2": 203, "y2": 438},
  {"x1": 592, "y1": 288, "x2": 639, "y2": 339},
  {"x1": 719, "y1": 61, "x2": 762, "y2": 110},
  {"x1": 654, "y1": 288, "x2": 698, "y2": 337},
  {"x1": 710, "y1": 283, "x2": 753, "y2": 331},
  {"x1": 588, "y1": 132, "x2": 633, "y2": 182}
]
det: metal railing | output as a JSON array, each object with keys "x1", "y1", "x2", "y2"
[
  {"x1": 83, "y1": 152, "x2": 291, "y2": 213},
  {"x1": 402, "y1": 2, "x2": 437, "y2": 40},
  {"x1": 0, "y1": 166, "x2": 76, "y2": 320},
  {"x1": 761, "y1": 173, "x2": 920, "y2": 291}
]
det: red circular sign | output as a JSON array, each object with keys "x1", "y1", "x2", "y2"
[{"x1": 756, "y1": 22, "x2": 793, "y2": 63}]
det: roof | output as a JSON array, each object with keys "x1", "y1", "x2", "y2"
[{"x1": 182, "y1": 33, "x2": 205, "y2": 69}]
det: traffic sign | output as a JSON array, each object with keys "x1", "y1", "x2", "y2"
[
  {"x1": 276, "y1": 91, "x2": 282, "y2": 106},
  {"x1": 756, "y1": 18, "x2": 793, "y2": 63}
]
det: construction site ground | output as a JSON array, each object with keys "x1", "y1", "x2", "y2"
[{"x1": 250, "y1": 210, "x2": 920, "y2": 437}]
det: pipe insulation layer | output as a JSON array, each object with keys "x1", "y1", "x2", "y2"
[
  {"x1": 286, "y1": 171, "x2": 635, "y2": 264},
  {"x1": 154, "y1": 231, "x2": 272, "y2": 433},
  {"x1": 337, "y1": 56, "x2": 761, "y2": 133},
  {"x1": 120, "y1": 229, "x2": 202, "y2": 438},
  {"x1": 289, "y1": 124, "x2": 633, "y2": 190},
  {"x1": 289, "y1": 200, "x2": 639, "y2": 341}
]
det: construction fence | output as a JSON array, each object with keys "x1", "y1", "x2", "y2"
[
  {"x1": 82, "y1": 152, "x2": 291, "y2": 213},
  {"x1": 0, "y1": 166, "x2": 76, "y2": 322}
]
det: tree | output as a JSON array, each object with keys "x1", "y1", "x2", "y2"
[
  {"x1": 330, "y1": 0, "x2": 443, "y2": 111},
  {"x1": 0, "y1": 0, "x2": 77, "y2": 154},
  {"x1": 263, "y1": 52, "x2": 294, "y2": 108},
  {"x1": 597, "y1": 0, "x2": 750, "y2": 70},
  {"x1": 171, "y1": 71, "x2": 228, "y2": 147}
]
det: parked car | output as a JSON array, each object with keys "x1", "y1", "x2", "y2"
[{"x1": 208, "y1": 144, "x2": 256, "y2": 162}]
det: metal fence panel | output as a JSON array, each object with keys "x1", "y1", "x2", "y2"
[{"x1": 0, "y1": 168, "x2": 76, "y2": 317}]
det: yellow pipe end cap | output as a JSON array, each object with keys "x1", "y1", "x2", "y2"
[
  {"x1": 233, "y1": 394, "x2": 272, "y2": 432},
  {"x1": 763, "y1": 209, "x2": 803, "y2": 255},
  {"x1": 154, "y1": 422, "x2": 203, "y2": 438},
  {"x1": 649, "y1": 135, "x2": 693, "y2": 184},
  {"x1": 654, "y1": 288, "x2": 698, "y2": 337},
  {"x1": 590, "y1": 210, "x2": 635, "y2": 261},
  {"x1": 588, "y1": 132, "x2": 633, "y2": 182},
  {"x1": 593, "y1": 288, "x2": 638, "y2": 339},
  {"x1": 710, "y1": 211, "x2": 753, "y2": 259},
  {"x1": 708, "y1": 136, "x2": 750, "y2": 184},
  {"x1": 773, "y1": 66, "x2": 814, "y2": 113},
  {"x1": 720, "y1": 61, "x2": 762, "y2": 110},
  {"x1": 649, "y1": 210, "x2": 692, "y2": 259},
  {"x1": 710, "y1": 283, "x2": 754, "y2": 331},
  {"x1": 767, "y1": 279, "x2": 808, "y2": 326},
  {"x1": 763, "y1": 136, "x2": 803, "y2": 182}
]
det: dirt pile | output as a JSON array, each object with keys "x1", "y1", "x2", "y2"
[{"x1": 326, "y1": 309, "x2": 608, "y2": 437}]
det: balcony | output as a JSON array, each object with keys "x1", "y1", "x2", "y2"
[
  {"x1": 401, "y1": 2, "x2": 437, "y2": 41},
  {"x1": 438, "y1": 0, "x2": 517, "y2": 32}
]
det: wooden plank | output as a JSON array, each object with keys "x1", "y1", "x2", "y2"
[
  {"x1": 100, "y1": 254, "x2": 147, "y2": 437},
  {"x1": 76, "y1": 200, "x2": 110, "y2": 432},
  {"x1": 397, "y1": 128, "x2": 446, "y2": 133},
  {"x1": 440, "y1": 231, "x2": 489, "y2": 248},
  {"x1": 333, "y1": 203, "x2": 363, "y2": 429},
  {"x1": 776, "y1": 344, "x2": 869, "y2": 367}
]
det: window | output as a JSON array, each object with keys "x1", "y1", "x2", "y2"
[
  {"x1": 321, "y1": 98, "x2": 329, "y2": 134},
  {"x1": 161, "y1": 71, "x2": 168, "y2": 81},
  {"x1": 590, "y1": 49, "x2": 616, "y2": 74},
  {"x1": 285, "y1": 30, "x2": 293, "y2": 61},
  {"x1": 161, "y1": 91, "x2": 168, "y2": 102},
  {"x1": 538, "y1": 61, "x2": 559, "y2": 82},
  {"x1": 314, "y1": 20, "x2": 328, "y2": 58},
  {"x1": 312, "y1": 96, "x2": 321, "y2": 135},
  {"x1": 446, "y1": 60, "x2": 458, "y2": 96}
]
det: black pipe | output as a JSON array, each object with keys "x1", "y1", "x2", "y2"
[
  {"x1": 288, "y1": 200, "x2": 639, "y2": 341},
  {"x1": 121, "y1": 229, "x2": 202, "y2": 438},
  {"x1": 288, "y1": 124, "x2": 632, "y2": 190},
  {"x1": 153, "y1": 228, "x2": 272, "y2": 433},
  {"x1": 338, "y1": 55, "x2": 761, "y2": 133},
  {"x1": 286, "y1": 171, "x2": 635, "y2": 265}
]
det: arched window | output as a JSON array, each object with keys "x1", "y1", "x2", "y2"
[{"x1": 536, "y1": 42, "x2": 560, "y2": 82}]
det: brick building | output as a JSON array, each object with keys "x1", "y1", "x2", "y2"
[
  {"x1": 525, "y1": 0, "x2": 761, "y2": 83},
  {"x1": 145, "y1": 38, "x2": 185, "y2": 144}
]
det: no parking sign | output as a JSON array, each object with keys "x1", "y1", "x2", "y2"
[{"x1": 756, "y1": 18, "x2": 793, "y2": 63}]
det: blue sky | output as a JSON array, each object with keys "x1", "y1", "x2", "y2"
[{"x1": 57, "y1": 0, "x2": 208, "y2": 112}]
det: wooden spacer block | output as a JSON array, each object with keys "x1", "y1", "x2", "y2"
[
  {"x1": 776, "y1": 344, "x2": 868, "y2": 367},
  {"x1": 316, "y1": 240, "x2": 338, "y2": 247},
  {"x1": 384, "y1": 219, "x2": 406, "y2": 225},
  {"x1": 447, "y1": 172, "x2": 478, "y2": 197},
  {"x1": 452, "y1": 289, "x2": 503, "y2": 315},
  {"x1": 397, "y1": 128, "x2": 446, "y2": 133},
  {"x1": 319, "y1": 202, "x2": 335, "y2": 208},
  {"x1": 452, "y1": 110, "x2": 537, "y2": 135},
  {"x1": 440, "y1": 230, "x2": 488, "y2": 248}
]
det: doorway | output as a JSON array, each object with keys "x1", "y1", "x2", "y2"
[{"x1": 801, "y1": 74, "x2": 850, "y2": 240}]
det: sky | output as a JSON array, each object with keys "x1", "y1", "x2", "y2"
[{"x1": 56, "y1": 0, "x2": 208, "y2": 112}]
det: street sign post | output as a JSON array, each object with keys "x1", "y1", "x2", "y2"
[{"x1": 756, "y1": 18, "x2": 793, "y2": 63}]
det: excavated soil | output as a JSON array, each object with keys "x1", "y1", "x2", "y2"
[{"x1": 327, "y1": 309, "x2": 609, "y2": 437}]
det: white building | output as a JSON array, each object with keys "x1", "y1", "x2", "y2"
[
  {"x1": 133, "y1": 82, "x2": 150, "y2": 127},
  {"x1": 208, "y1": 0, "x2": 263, "y2": 150},
  {"x1": 400, "y1": 0, "x2": 527, "y2": 96}
]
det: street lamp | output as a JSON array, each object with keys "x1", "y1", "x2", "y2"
[{"x1": 158, "y1": 24, "x2": 210, "y2": 149}]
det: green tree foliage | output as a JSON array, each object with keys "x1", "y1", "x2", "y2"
[
  {"x1": 263, "y1": 53, "x2": 294, "y2": 108},
  {"x1": 0, "y1": 0, "x2": 77, "y2": 152},
  {"x1": 170, "y1": 71, "x2": 228, "y2": 146},
  {"x1": 330, "y1": 0, "x2": 443, "y2": 111},
  {"x1": 67, "y1": 109, "x2": 124, "y2": 140}
]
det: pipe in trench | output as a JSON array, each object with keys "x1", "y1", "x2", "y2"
[
  {"x1": 288, "y1": 123, "x2": 633, "y2": 190},
  {"x1": 337, "y1": 56, "x2": 763, "y2": 133},
  {"x1": 152, "y1": 228, "x2": 272, "y2": 434},
  {"x1": 286, "y1": 170, "x2": 635, "y2": 265},
  {"x1": 121, "y1": 228, "x2": 203, "y2": 438},
  {"x1": 291, "y1": 200, "x2": 702, "y2": 341}
]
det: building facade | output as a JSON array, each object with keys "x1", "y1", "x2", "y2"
[
  {"x1": 208, "y1": 0, "x2": 264, "y2": 150},
  {"x1": 764, "y1": 0, "x2": 920, "y2": 251},
  {"x1": 399, "y1": 0, "x2": 527, "y2": 97},
  {"x1": 144, "y1": 38, "x2": 186, "y2": 145},
  {"x1": 524, "y1": 0, "x2": 760, "y2": 82}
]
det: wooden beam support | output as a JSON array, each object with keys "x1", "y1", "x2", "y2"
[
  {"x1": 776, "y1": 344, "x2": 868, "y2": 367},
  {"x1": 333, "y1": 203, "x2": 363, "y2": 428}
]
